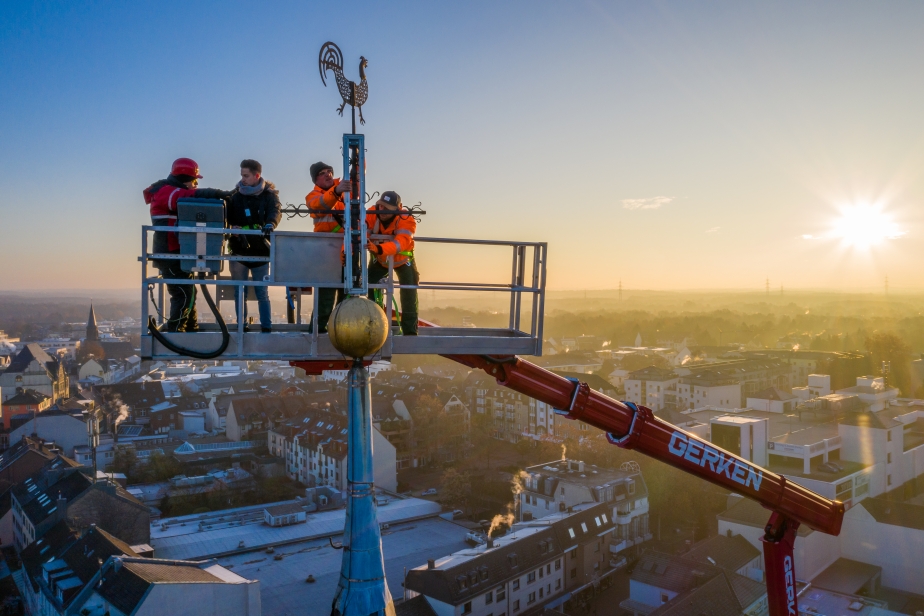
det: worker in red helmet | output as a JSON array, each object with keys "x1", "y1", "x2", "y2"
[
  {"x1": 366, "y1": 191, "x2": 418, "y2": 335},
  {"x1": 143, "y1": 158, "x2": 232, "y2": 332},
  {"x1": 305, "y1": 161, "x2": 350, "y2": 333}
]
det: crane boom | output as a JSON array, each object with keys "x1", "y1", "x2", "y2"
[{"x1": 292, "y1": 325, "x2": 845, "y2": 616}]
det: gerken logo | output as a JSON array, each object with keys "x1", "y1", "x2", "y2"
[
  {"x1": 667, "y1": 431, "x2": 763, "y2": 492},
  {"x1": 784, "y1": 555, "x2": 796, "y2": 615}
]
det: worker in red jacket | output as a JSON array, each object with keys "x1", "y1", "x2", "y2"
[
  {"x1": 143, "y1": 157, "x2": 231, "y2": 332},
  {"x1": 366, "y1": 191, "x2": 418, "y2": 335},
  {"x1": 305, "y1": 161, "x2": 350, "y2": 332}
]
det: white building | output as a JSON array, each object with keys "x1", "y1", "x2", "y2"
[
  {"x1": 670, "y1": 370, "x2": 741, "y2": 411},
  {"x1": 624, "y1": 366, "x2": 678, "y2": 412},
  {"x1": 746, "y1": 387, "x2": 797, "y2": 413}
]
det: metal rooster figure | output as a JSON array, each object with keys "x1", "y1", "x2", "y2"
[{"x1": 319, "y1": 41, "x2": 368, "y2": 133}]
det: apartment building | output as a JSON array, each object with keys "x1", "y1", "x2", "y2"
[
  {"x1": 624, "y1": 367, "x2": 678, "y2": 412},
  {"x1": 405, "y1": 502, "x2": 624, "y2": 615},
  {"x1": 519, "y1": 460, "x2": 651, "y2": 561}
]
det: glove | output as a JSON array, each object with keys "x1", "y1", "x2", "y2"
[
  {"x1": 262, "y1": 224, "x2": 274, "y2": 237},
  {"x1": 367, "y1": 242, "x2": 383, "y2": 255},
  {"x1": 219, "y1": 189, "x2": 235, "y2": 199}
]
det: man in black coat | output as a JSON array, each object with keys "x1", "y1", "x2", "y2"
[{"x1": 226, "y1": 159, "x2": 282, "y2": 332}]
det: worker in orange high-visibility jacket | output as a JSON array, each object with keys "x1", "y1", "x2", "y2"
[
  {"x1": 366, "y1": 191, "x2": 418, "y2": 335},
  {"x1": 305, "y1": 161, "x2": 350, "y2": 332}
]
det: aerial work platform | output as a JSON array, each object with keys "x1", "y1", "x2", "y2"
[{"x1": 139, "y1": 227, "x2": 547, "y2": 361}]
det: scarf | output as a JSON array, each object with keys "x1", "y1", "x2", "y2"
[{"x1": 237, "y1": 177, "x2": 266, "y2": 196}]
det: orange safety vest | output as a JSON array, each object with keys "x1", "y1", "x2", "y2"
[
  {"x1": 366, "y1": 206, "x2": 416, "y2": 267},
  {"x1": 305, "y1": 179, "x2": 346, "y2": 233}
]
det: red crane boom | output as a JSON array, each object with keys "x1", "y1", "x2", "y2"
[{"x1": 295, "y1": 338, "x2": 845, "y2": 616}]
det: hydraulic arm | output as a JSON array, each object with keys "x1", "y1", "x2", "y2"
[
  {"x1": 441, "y1": 352, "x2": 841, "y2": 616},
  {"x1": 292, "y1": 331, "x2": 843, "y2": 616}
]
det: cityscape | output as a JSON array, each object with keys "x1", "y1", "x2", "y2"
[
  {"x1": 3, "y1": 2, "x2": 924, "y2": 616},
  {"x1": 1, "y1": 288, "x2": 923, "y2": 615}
]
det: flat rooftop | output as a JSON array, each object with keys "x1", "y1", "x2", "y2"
[
  {"x1": 524, "y1": 459, "x2": 635, "y2": 488},
  {"x1": 150, "y1": 496, "x2": 442, "y2": 560},
  {"x1": 214, "y1": 516, "x2": 471, "y2": 615}
]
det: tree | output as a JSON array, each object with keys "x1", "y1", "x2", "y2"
[
  {"x1": 108, "y1": 447, "x2": 138, "y2": 478},
  {"x1": 440, "y1": 468, "x2": 471, "y2": 512},
  {"x1": 865, "y1": 332, "x2": 912, "y2": 395}
]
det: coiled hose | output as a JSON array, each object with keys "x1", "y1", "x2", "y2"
[{"x1": 147, "y1": 272, "x2": 230, "y2": 359}]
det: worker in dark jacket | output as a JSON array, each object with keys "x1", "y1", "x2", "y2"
[
  {"x1": 143, "y1": 158, "x2": 232, "y2": 332},
  {"x1": 226, "y1": 159, "x2": 282, "y2": 332}
]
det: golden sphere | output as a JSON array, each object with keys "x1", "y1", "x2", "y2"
[{"x1": 327, "y1": 296, "x2": 389, "y2": 358}]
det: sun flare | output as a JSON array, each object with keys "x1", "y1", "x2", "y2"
[{"x1": 830, "y1": 204, "x2": 904, "y2": 249}]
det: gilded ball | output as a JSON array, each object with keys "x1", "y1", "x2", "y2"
[{"x1": 327, "y1": 296, "x2": 389, "y2": 358}]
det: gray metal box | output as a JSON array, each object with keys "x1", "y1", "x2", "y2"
[{"x1": 177, "y1": 198, "x2": 225, "y2": 273}]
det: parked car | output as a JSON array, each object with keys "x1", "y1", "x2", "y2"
[{"x1": 421, "y1": 488, "x2": 438, "y2": 496}]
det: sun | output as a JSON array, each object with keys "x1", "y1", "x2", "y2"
[{"x1": 830, "y1": 204, "x2": 905, "y2": 250}]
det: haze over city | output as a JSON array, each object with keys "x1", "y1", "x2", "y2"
[{"x1": 3, "y1": 1, "x2": 924, "y2": 290}]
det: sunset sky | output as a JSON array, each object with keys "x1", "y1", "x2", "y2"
[{"x1": 2, "y1": 1, "x2": 924, "y2": 292}]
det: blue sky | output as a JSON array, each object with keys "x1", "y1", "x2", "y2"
[{"x1": 2, "y1": 1, "x2": 924, "y2": 291}]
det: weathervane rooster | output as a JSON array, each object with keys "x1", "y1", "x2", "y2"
[{"x1": 319, "y1": 41, "x2": 368, "y2": 130}]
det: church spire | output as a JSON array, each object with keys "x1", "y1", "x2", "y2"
[{"x1": 86, "y1": 304, "x2": 99, "y2": 341}]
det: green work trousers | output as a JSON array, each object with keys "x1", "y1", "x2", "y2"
[{"x1": 368, "y1": 258, "x2": 419, "y2": 335}]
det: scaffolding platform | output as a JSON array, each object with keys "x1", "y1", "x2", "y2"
[{"x1": 140, "y1": 226, "x2": 547, "y2": 361}]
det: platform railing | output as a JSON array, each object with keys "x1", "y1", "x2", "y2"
[{"x1": 140, "y1": 225, "x2": 547, "y2": 361}]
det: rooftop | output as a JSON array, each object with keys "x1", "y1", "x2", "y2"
[
  {"x1": 150, "y1": 496, "x2": 442, "y2": 560},
  {"x1": 216, "y1": 516, "x2": 470, "y2": 616}
]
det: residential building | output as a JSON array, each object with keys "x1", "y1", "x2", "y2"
[
  {"x1": 1, "y1": 388, "x2": 51, "y2": 428},
  {"x1": 90, "y1": 381, "x2": 167, "y2": 424},
  {"x1": 624, "y1": 366, "x2": 679, "y2": 412},
  {"x1": 0, "y1": 343, "x2": 69, "y2": 403},
  {"x1": 0, "y1": 439, "x2": 77, "y2": 547},
  {"x1": 619, "y1": 547, "x2": 767, "y2": 616},
  {"x1": 667, "y1": 370, "x2": 741, "y2": 411},
  {"x1": 268, "y1": 408, "x2": 397, "y2": 492},
  {"x1": 7, "y1": 408, "x2": 91, "y2": 461},
  {"x1": 405, "y1": 503, "x2": 622, "y2": 615},
  {"x1": 11, "y1": 462, "x2": 149, "y2": 551},
  {"x1": 519, "y1": 459, "x2": 651, "y2": 563},
  {"x1": 19, "y1": 520, "x2": 260, "y2": 616},
  {"x1": 835, "y1": 376, "x2": 900, "y2": 412},
  {"x1": 718, "y1": 492, "x2": 924, "y2": 596}
]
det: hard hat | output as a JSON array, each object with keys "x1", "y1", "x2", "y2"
[{"x1": 171, "y1": 157, "x2": 203, "y2": 179}]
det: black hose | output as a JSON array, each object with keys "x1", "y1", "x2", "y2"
[{"x1": 147, "y1": 274, "x2": 230, "y2": 359}]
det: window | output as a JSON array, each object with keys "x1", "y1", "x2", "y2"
[
  {"x1": 561, "y1": 487, "x2": 565, "y2": 495},
  {"x1": 570, "y1": 567, "x2": 577, "y2": 579},
  {"x1": 555, "y1": 559, "x2": 561, "y2": 571},
  {"x1": 581, "y1": 522, "x2": 588, "y2": 533},
  {"x1": 496, "y1": 586, "x2": 506, "y2": 601},
  {"x1": 594, "y1": 516, "x2": 601, "y2": 527},
  {"x1": 556, "y1": 579, "x2": 561, "y2": 590},
  {"x1": 571, "y1": 550, "x2": 577, "y2": 560},
  {"x1": 513, "y1": 600, "x2": 520, "y2": 612},
  {"x1": 528, "y1": 592, "x2": 536, "y2": 604},
  {"x1": 546, "y1": 564, "x2": 551, "y2": 574},
  {"x1": 513, "y1": 580, "x2": 520, "y2": 591},
  {"x1": 568, "y1": 528, "x2": 575, "y2": 539},
  {"x1": 887, "y1": 453, "x2": 892, "y2": 464},
  {"x1": 485, "y1": 590, "x2": 493, "y2": 605},
  {"x1": 888, "y1": 431, "x2": 892, "y2": 442},
  {"x1": 462, "y1": 601, "x2": 472, "y2": 614},
  {"x1": 528, "y1": 572, "x2": 536, "y2": 583},
  {"x1": 888, "y1": 475, "x2": 892, "y2": 486}
]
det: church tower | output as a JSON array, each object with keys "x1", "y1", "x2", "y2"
[{"x1": 86, "y1": 304, "x2": 99, "y2": 341}]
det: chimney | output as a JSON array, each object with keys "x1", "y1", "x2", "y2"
[
  {"x1": 578, "y1": 461, "x2": 585, "y2": 472},
  {"x1": 427, "y1": 559, "x2": 436, "y2": 570},
  {"x1": 56, "y1": 494, "x2": 68, "y2": 523},
  {"x1": 487, "y1": 538, "x2": 495, "y2": 549}
]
